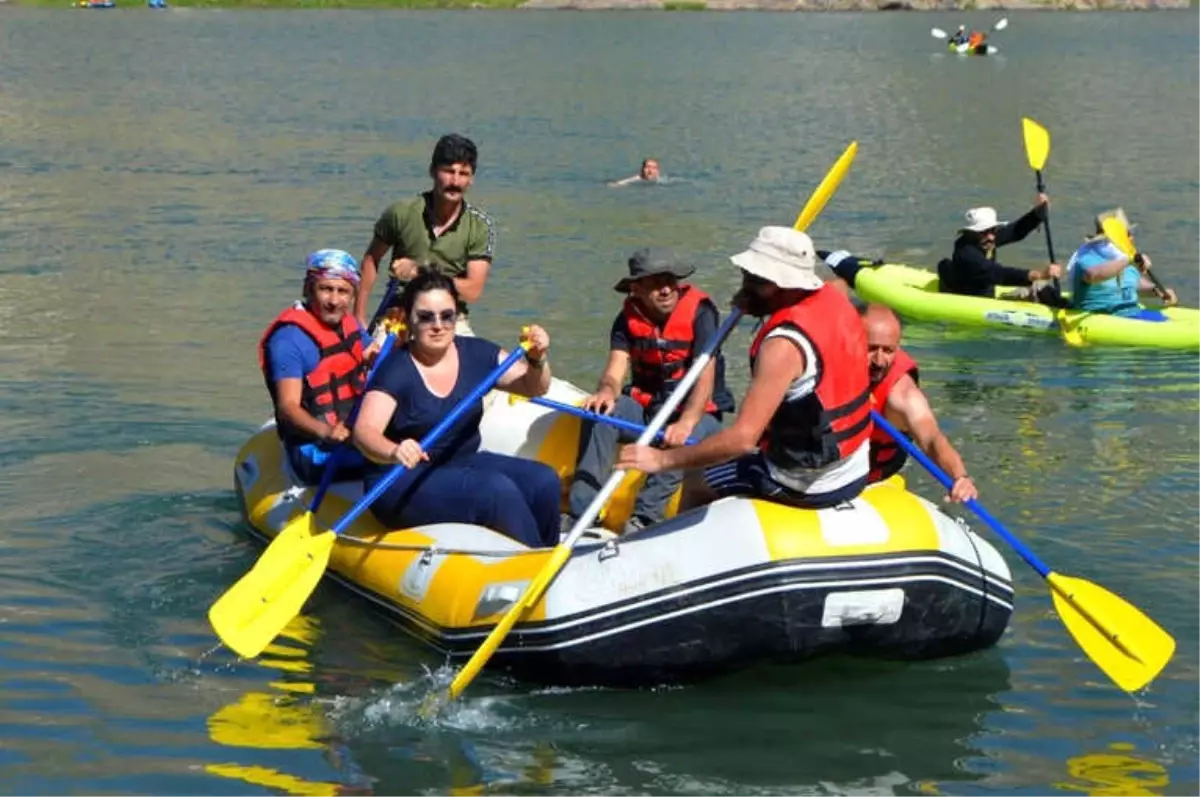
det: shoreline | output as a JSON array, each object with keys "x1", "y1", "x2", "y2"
[
  {"x1": 21, "y1": 0, "x2": 1195, "y2": 9},
  {"x1": 18, "y1": 0, "x2": 1190, "y2": 8}
]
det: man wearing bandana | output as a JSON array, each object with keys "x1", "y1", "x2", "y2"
[{"x1": 259, "y1": 250, "x2": 375, "y2": 484}]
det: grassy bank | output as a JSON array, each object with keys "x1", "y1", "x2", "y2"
[
  {"x1": 25, "y1": 0, "x2": 527, "y2": 8},
  {"x1": 25, "y1": 0, "x2": 1190, "y2": 9}
]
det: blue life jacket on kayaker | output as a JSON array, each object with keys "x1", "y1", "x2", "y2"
[{"x1": 1069, "y1": 239, "x2": 1144, "y2": 318}]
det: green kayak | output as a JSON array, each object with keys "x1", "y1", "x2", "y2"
[{"x1": 854, "y1": 263, "x2": 1198, "y2": 350}]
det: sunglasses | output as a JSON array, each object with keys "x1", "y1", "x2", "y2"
[{"x1": 414, "y1": 308, "x2": 457, "y2": 327}]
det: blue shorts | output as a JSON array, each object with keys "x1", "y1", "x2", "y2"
[{"x1": 702, "y1": 452, "x2": 867, "y2": 510}]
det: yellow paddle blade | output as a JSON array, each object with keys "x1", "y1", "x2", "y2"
[
  {"x1": 1022, "y1": 117, "x2": 1050, "y2": 171},
  {"x1": 1056, "y1": 309, "x2": 1086, "y2": 348},
  {"x1": 1100, "y1": 216, "x2": 1137, "y2": 259},
  {"x1": 208, "y1": 513, "x2": 336, "y2": 660},
  {"x1": 793, "y1": 140, "x2": 857, "y2": 233},
  {"x1": 1047, "y1": 572, "x2": 1175, "y2": 693}
]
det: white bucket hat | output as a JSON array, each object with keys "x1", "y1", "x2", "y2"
[
  {"x1": 960, "y1": 207, "x2": 1005, "y2": 233},
  {"x1": 730, "y1": 226, "x2": 822, "y2": 291}
]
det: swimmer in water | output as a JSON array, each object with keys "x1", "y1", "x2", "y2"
[{"x1": 609, "y1": 158, "x2": 661, "y2": 187}]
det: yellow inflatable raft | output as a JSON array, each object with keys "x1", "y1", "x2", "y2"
[{"x1": 233, "y1": 378, "x2": 1014, "y2": 686}]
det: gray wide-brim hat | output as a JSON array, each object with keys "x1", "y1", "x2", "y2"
[{"x1": 614, "y1": 247, "x2": 696, "y2": 292}]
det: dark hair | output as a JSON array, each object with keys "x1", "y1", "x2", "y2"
[
  {"x1": 430, "y1": 134, "x2": 478, "y2": 174},
  {"x1": 399, "y1": 270, "x2": 459, "y2": 316}
]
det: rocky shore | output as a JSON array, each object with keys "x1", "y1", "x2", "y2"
[{"x1": 520, "y1": 0, "x2": 1189, "y2": 9}]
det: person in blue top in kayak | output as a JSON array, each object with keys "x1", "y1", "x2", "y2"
[
  {"x1": 949, "y1": 25, "x2": 969, "y2": 46},
  {"x1": 351, "y1": 271, "x2": 561, "y2": 548},
  {"x1": 259, "y1": 250, "x2": 378, "y2": 485},
  {"x1": 1067, "y1": 208, "x2": 1177, "y2": 318},
  {"x1": 937, "y1": 198, "x2": 1062, "y2": 303}
]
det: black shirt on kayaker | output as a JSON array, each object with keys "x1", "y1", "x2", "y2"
[{"x1": 937, "y1": 207, "x2": 1045, "y2": 297}]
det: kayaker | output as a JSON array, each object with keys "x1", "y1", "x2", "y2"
[
  {"x1": 351, "y1": 271, "x2": 561, "y2": 549},
  {"x1": 967, "y1": 30, "x2": 986, "y2": 48},
  {"x1": 616, "y1": 226, "x2": 873, "y2": 512},
  {"x1": 1067, "y1": 208, "x2": 1177, "y2": 318},
  {"x1": 259, "y1": 250, "x2": 376, "y2": 485},
  {"x1": 937, "y1": 198, "x2": 1063, "y2": 303},
  {"x1": 949, "y1": 25, "x2": 969, "y2": 46},
  {"x1": 817, "y1": 249, "x2": 879, "y2": 294},
  {"x1": 861, "y1": 304, "x2": 977, "y2": 503},
  {"x1": 355, "y1": 134, "x2": 495, "y2": 334},
  {"x1": 609, "y1": 158, "x2": 661, "y2": 187},
  {"x1": 559, "y1": 247, "x2": 735, "y2": 535}
]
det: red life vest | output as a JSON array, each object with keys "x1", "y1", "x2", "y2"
[
  {"x1": 868, "y1": 348, "x2": 919, "y2": 483},
  {"x1": 749, "y1": 285, "x2": 872, "y2": 471},
  {"x1": 258, "y1": 305, "x2": 366, "y2": 444},
  {"x1": 967, "y1": 31, "x2": 985, "y2": 48},
  {"x1": 623, "y1": 286, "x2": 728, "y2": 415}
]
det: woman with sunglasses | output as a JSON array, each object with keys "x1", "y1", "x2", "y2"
[{"x1": 352, "y1": 271, "x2": 561, "y2": 548}]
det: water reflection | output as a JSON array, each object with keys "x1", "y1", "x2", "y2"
[
  {"x1": 205, "y1": 616, "x2": 373, "y2": 796},
  {"x1": 1055, "y1": 743, "x2": 1170, "y2": 796}
]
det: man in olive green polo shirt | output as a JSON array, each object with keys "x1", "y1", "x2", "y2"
[{"x1": 355, "y1": 134, "x2": 496, "y2": 335}]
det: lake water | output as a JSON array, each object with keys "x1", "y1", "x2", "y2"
[{"x1": 0, "y1": 7, "x2": 1196, "y2": 795}]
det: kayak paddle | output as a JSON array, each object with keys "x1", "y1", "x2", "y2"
[
  {"x1": 209, "y1": 340, "x2": 532, "y2": 660},
  {"x1": 930, "y1": 27, "x2": 948, "y2": 39},
  {"x1": 1101, "y1": 216, "x2": 1173, "y2": 303},
  {"x1": 793, "y1": 140, "x2": 856, "y2": 233},
  {"x1": 429, "y1": 141, "x2": 859, "y2": 713},
  {"x1": 993, "y1": 17, "x2": 1008, "y2": 32},
  {"x1": 430, "y1": 311, "x2": 742, "y2": 713},
  {"x1": 872, "y1": 409, "x2": 1175, "y2": 693},
  {"x1": 1021, "y1": 116, "x2": 1060, "y2": 295},
  {"x1": 506, "y1": 393, "x2": 699, "y2": 446}
]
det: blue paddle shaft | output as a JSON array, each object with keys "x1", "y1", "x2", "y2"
[
  {"x1": 527, "y1": 396, "x2": 699, "y2": 446},
  {"x1": 308, "y1": 332, "x2": 397, "y2": 513},
  {"x1": 331, "y1": 345, "x2": 529, "y2": 536},
  {"x1": 307, "y1": 284, "x2": 402, "y2": 512},
  {"x1": 869, "y1": 409, "x2": 1050, "y2": 578}
]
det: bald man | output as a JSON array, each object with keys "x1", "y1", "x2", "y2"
[{"x1": 862, "y1": 304, "x2": 978, "y2": 503}]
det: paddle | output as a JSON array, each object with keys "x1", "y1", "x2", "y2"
[
  {"x1": 1021, "y1": 117, "x2": 1060, "y2": 295},
  {"x1": 871, "y1": 409, "x2": 1174, "y2": 693},
  {"x1": 794, "y1": 141, "x2": 856, "y2": 232},
  {"x1": 305, "y1": 332, "x2": 397, "y2": 514},
  {"x1": 506, "y1": 393, "x2": 699, "y2": 446},
  {"x1": 1101, "y1": 216, "x2": 1173, "y2": 302},
  {"x1": 932, "y1": 19, "x2": 1006, "y2": 40},
  {"x1": 429, "y1": 141, "x2": 859, "y2": 712},
  {"x1": 209, "y1": 341, "x2": 532, "y2": 660}
]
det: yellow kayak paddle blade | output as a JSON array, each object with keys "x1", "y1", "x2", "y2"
[
  {"x1": 793, "y1": 141, "x2": 857, "y2": 233},
  {"x1": 208, "y1": 512, "x2": 337, "y2": 660},
  {"x1": 1047, "y1": 571, "x2": 1175, "y2": 693},
  {"x1": 1056, "y1": 309, "x2": 1086, "y2": 348},
  {"x1": 1022, "y1": 117, "x2": 1050, "y2": 172},
  {"x1": 1100, "y1": 217, "x2": 1137, "y2": 259}
]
